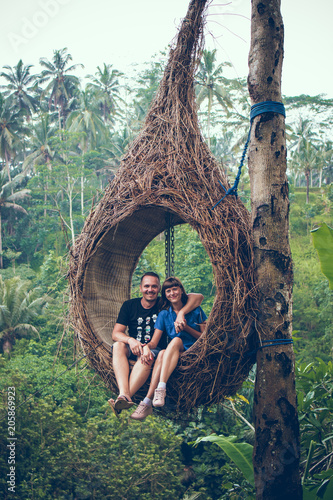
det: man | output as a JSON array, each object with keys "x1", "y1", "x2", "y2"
[{"x1": 109, "y1": 271, "x2": 203, "y2": 417}]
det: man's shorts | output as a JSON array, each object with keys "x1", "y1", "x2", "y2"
[
  {"x1": 111, "y1": 343, "x2": 161, "y2": 361},
  {"x1": 126, "y1": 345, "x2": 161, "y2": 361}
]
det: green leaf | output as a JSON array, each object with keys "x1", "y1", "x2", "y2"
[
  {"x1": 311, "y1": 223, "x2": 333, "y2": 290},
  {"x1": 302, "y1": 486, "x2": 319, "y2": 500},
  {"x1": 302, "y1": 440, "x2": 316, "y2": 483},
  {"x1": 195, "y1": 435, "x2": 254, "y2": 486}
]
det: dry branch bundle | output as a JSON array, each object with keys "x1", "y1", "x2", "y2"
[{"x1": 68, "y1": 0, "x2": 257, "y2": 413}]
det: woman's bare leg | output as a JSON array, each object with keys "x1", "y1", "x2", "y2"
[{"x1": 159, "y1": 337, "x2": 184, "y2": 384}]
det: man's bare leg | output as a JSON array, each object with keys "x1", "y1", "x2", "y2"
[
  {"x1": 128, "y1": 357, "x2": 154, "y2": 397},
  {"x1": 112, "y1": 342, "x2": 131, "y2": 400}
]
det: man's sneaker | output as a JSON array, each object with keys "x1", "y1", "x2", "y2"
[
  {"x1": 153, "y1": 388, "x2": 166, "y2": 407},
  {"x1": 130, "y1": 402, "x2": 153, "y2": 421}
]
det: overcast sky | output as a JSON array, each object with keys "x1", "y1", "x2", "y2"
[{"x1": 1, "y1": 0, "x2": 332, "y2": 99}]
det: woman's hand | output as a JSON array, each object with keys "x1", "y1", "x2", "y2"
[{"x1": 175, "y1": 311, "x2": 187, "y2": 333}]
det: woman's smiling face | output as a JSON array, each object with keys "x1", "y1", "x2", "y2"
[{"x1": 165, "y1": 286, "x2": 182, "y2": 304}]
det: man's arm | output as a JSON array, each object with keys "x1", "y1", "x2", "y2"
[
  {"x1": 112, "y1": 323, "x2": 143, "y2": 357},
  {"x1": 175, "y1": 293, "x2": 204, "y2": 332}
]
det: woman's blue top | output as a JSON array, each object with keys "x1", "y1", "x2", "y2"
[{"x1": 154, "y1": 306, "x2": 207, "y2": 351}]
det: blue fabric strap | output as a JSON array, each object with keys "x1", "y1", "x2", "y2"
[
  {"x1": 245, "y1": 338, "x2": 293, "y2": 358},
  {"x1": 211, "y1": 100, "x2": 286, "y2": 210}
]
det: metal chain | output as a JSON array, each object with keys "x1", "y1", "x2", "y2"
[
  {"x1": 170, "y1": 223, "x2": 175, "y2": 276},
  {"x1": 165, "y1": 213, "x2": 175, "y2": 278}
]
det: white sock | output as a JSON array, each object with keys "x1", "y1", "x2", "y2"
[
  {"x1": 143, "y1": 397, "x2": 152, "y2": 406},
  {"x1": 157, "y1": 382, "x2": 166, "y2": 390}
]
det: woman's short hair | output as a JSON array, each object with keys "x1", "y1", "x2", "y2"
[{"x1": 161, "y1": 276, "x2": 188, "y2": 309}]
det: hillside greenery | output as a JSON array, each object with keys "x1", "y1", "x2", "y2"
[{"x1": 0, "y1": 49, "x2": 332, "y2": 499}]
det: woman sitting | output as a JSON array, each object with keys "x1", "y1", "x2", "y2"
[{"x1": 130, "y1": 276, "x2": 207, "y2": 420}]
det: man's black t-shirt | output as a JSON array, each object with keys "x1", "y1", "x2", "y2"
[{"x1": 116, "y1": 298, "x2": 167, "y2": 349}]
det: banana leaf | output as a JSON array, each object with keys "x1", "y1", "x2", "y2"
[
  {"x1": 311, "y1": 223, "x2": 333, "y2": 290},
  {"x1": 195, "y1": 435, "x2": 254, "y2": 486}
]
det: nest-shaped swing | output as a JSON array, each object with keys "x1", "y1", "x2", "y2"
[{"x1": 68, "y1": 0, "x2": 257, "y2": 413}]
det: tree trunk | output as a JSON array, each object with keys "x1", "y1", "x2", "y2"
[
  {"x1": 247, "y1": 1, "x2": 302, "y2": 499},
  {"x1": 305, "y1": 170, "x2": 310, "y2": 203},
  {"x1": 5, "y1": 150, "x2": 12, "y2": 183},
  {"x1": 0, "y1": 211, "x2": 2, "y2": 269}
]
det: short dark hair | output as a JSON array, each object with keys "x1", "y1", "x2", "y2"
[
  {"x1": 140, "y1": 271, "x2": 160, "y2": 283},
  {"x1": 161, "y1": 276, "x2": 188, "y2": 309}
]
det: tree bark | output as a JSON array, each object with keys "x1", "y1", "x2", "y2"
[
  {"x1": 247, "y1": 1, "x2": 302, "y2": 498},
  {"x1": 306, "y1": 169, "x2": 310, "y2": 203},
  {"x1": 0, "y1": 211, "x2": 2, "y2": 269}
]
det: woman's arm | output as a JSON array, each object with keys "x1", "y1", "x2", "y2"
[
  {"x1": 175, "y1": 293, "x2": 204, "y2": 332},
  {"x1": 182, "y1": 321, "x2": 206, "y2": 340},
  {"x1": 141, "y1": 328, "x2": 163, "y2": 364},
  {"x1": 146, "y1": 328, "x2": 163, "y2": 350}
]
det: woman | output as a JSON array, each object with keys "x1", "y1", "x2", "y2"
[{"x1": 130, "y1": 277, "x2": 206, "y2": 420}]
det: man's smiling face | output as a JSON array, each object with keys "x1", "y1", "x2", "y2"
[{"x1": 140, "y1": 276, "x2": 160, "y2": 306}]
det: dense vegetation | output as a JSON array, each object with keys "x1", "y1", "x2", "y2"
[{"x1": 0, "y1": 49, "x2": 332, "y2": 499}]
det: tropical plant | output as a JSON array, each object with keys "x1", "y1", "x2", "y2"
[
  {"x1": 66, "y1": 89, "x2": 108, "y2": 214},
  {"x1": 133, "y1": 54, "x2": 166, "y2": 118},
  {"x1": 0, "y1": 171, "x2": 30, "y2": 268},
  {"x1": 311, "y1": 223, "x2": 333, "y2": 290},
  {"x1": 296, "y1": 358, "x2": 333, "y2": 499},
  {"x1": 86, "y1": 63, "x2": 124, "y2": 125},
  {"x1": 0, "y1": 94, "x2": 26, "y2": 181},
  {"x1": 195, "y1": 49, "x2": 234, "y2": 146},
  {"x1": 39, "y1": 48, "x2": 83, "y2": 129},
  {"x1": 289, "y1": 118, "x2": 322, "y2": 202},
  {"x1": 0, "y1": 276, "x2": 47, "y2": 353},
  {"x1": 0, "y1": 59, "x2": 39, "y2": 119},
  {"x1": 66, "y1": 89, "x2": 107, "y2": 153}
]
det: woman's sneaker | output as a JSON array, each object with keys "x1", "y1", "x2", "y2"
[
  {"x1": 130, "y1": 402, "x2": 153, "y2": 421},
  {"x1": 153, "y1": 388, "x2": 166, "y2": 407}
]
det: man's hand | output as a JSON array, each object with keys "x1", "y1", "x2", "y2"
[
  {"x1": 128, "y1": 337, "x2": 143, "y2": 357},
  {"x1": 141, "y1": 345, "x2": 154, "y2": 365}
]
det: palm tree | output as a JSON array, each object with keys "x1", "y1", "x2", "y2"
[
  {"x1": 66, "y1": 89, "x2": 108, "y2": 214},
  {"x1": 133, "y1": 56, "x2": 165, "y2": 117},
  {"x1": 22, "y1": 113, "x2": 58, "y2": 216},
  {"x1": 0, "y1": 59, "x2": 40, "y2": 120},
  {"x1": 0, "y1": 276, "x2": 47, "y2": 353},
  {"x1": 0, "y1": 171, "x2": 30, "y2": 268},
  {"x1": 289, "y1": 118, "x2": 320, "y2": 202},
  {"x1": 195, "y1": 49, "x2": 234, "y2": 146},
  {"x1": 86, "y1": 63, "x2": 124, "y2": 125},
  {"x1": 23, "y1": 113, "x2": 57, "y2": 171},
  {"x1": 0, "y1": 94, "x2": 26, "y2": 181},
  {"x1": 39, "y1": 48, "x2": 83, "y2": 129},
  {"x1": 66, "y1": 90, "x2": 108, "y2": 151}
]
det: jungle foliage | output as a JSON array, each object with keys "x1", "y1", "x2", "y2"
[{"x1": 0, "y1": 49, "x2": 332, "y2": 499}]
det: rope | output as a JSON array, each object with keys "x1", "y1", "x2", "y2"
[{"x1": 211, "y1": 100, "x2": 286, "y2": 210}]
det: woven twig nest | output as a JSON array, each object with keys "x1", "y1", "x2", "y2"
[{"x1": 68, "y1": 0, "x2": 257, "y2": 412}]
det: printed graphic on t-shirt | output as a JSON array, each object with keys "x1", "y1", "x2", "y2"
[{"x1": 136, "y1": 314, "x2": 158, "y2": 343}]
